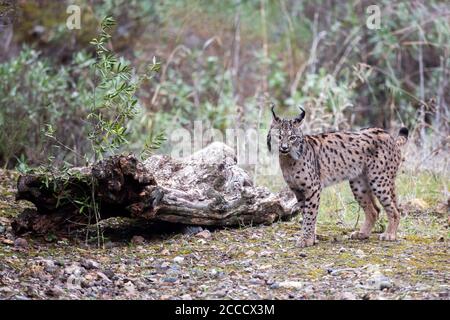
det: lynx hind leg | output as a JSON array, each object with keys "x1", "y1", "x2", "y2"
[
  {"x1": 367, "y1": 173, "x2": 401, "y2": 241},
  {"x1": 349, "y1": 176, "x2": 379, "y2": 240},
  {"x1": 390, "y1": 183, "x2": 405, "y2": 217}
]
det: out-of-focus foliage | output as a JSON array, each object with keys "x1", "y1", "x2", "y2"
[
  {"x1": 0, "y1": 0, "x2": 448, "y2": 170},
  {"x1": 0, "y1": 47, "x2": 92, "y2": 166},
  {"x1": 86, "y1": 16, "x2": 160, "y2": 161}
]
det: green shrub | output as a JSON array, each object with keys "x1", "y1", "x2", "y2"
[{"x1": 0, "y1": 47, "x2": 92, "y2": 167}]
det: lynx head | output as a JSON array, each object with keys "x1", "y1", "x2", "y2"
[{"x1": 267, "y1": 104, "x2": 306, "y2": 160}]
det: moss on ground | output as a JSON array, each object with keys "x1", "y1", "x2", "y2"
[{"x1": 0, "y1": 170, "x2": 448, "y2": 299}]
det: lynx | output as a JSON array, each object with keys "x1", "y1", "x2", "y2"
[{"x1": 267, "y1": 105, "x2": 408, "y2": 247}]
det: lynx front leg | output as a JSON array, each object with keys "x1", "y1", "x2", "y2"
[{"x1": 294, "y1": 187, "x2": 321, "y2": 247}]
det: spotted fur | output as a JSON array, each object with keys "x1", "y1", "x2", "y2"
[{"x1": 267, "y1": 106, "x2": 408, "y2": 247}]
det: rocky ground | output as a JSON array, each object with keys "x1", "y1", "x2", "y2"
[{"x1": 0, "y1": 169, "x2": 448, "y2": 300}]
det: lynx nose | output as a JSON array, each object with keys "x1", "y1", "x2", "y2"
[{"x1": 279, "y1": 145, "x2": 289, "y2": 153}]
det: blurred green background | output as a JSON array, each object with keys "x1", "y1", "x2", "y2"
[{"x1": 0, "y1": 0, "x2": 448, "y2": 172}]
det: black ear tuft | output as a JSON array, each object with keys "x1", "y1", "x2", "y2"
[
  {"x1": 271, "y1": 103, "x2": 280, "y2": 122},
  {"x1": 294, "y1": 106, "x2": 306, "y2": 123},
  {"x1": 399, "y1": 127, "x2": 409, "y2": 138}
]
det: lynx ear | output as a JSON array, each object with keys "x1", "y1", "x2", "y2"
[
  {"x1": 293, "y1": 106, "x2": 305, "y2": 124},
  {"x1": 271, "y1": 103, "x2": 280, "y2": 122}
]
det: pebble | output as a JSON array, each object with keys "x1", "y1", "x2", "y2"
[
  {"x1": 173, "y1": 256, "x2": 184, "y2": 264},
  {"x1": 162, "y1": 277, "x2": 178, "y2": 283},
  {"x1": 160, "y1": 248, "x2": 170, "y2": 255},
  {"x1": 102, "y1": 269, "x2": 115, "y2": 280},
  {"x1": 81, "y1": 259, "x2": 100, "y2": 270},
  {"x1": 183, "y1": 226, "x2": 203, "y2": 235},
  {"x1": 355, "y1": 249, "x2": 366, "y2": 257},
  {"x1": 39, "y1": 259, "x2": 58, "y2": 274},
  {"x1": 0, "y1": 287, "x2": 13, "y2": 294},
  {"x1": 340, "y1": 291, "x2": 357, "y2": 300},
  {"x1": 278, "y1": 281, "x2": 303, "y2": 289},
  {"x1": 210, "y1": 268, "x2": 218, "y2": 277},
  {"x1": 166, "y1": 264, "x2": 180, "y2": 276},
  {"x1": 249, "y1": 278, "x2": 265, "y2": 285},
  {"x1": 46, "y1": 286, "x2": 65, "y2": 298},
  {"x1": 1, "y1": 238, "x2": 13, "y2": 245},
  {"x1": 181, "y1": 294, "x2": 192, "y2": 300},
  {"x1": 0, "y1": 225, "x2": 5, "y2": 234},
  {"x1": 213, "y1": 290, "x2": 227, "y2": 298},
  {"x1": 96, "y1": 271, "x2": 112, "y2": 282},
  {"x1": 55, "y1": 260, "x2": 65, "y2": 267},
  {"x1": 196, "y1": 230, "x2": 211, "y2": 239},
  {"x1": 37, "y1": 258, "x2": 55, "y2": 267},
  {"x1": 245, "y1": 250, "x2": 256, "y2": 257},
  {"x1": 131, "y1": 235, "x2": 145, "y2": 245},
  {"x1": 123, "y1": 281, "x2": 136, "y2": 296},
  {"x1": 25, "y1": 286, "x2": 39, "y2": 298},
  {"x1": 367, "y1": 272, "x2": 392, "y2": 290},
  {"x1": 14, "y1": 237, "x2": 29, "y2": 249},
  {"x1": 64, "y1": 264, "x2": 85, "y2": 275}
]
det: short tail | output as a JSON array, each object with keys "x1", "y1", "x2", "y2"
[{"x1": 396, "y1": 127, "x2": 409, "y2": 147}]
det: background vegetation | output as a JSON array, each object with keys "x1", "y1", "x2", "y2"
[{"x1": 0, "y1": 0, "x2": 448, "y2": 175}]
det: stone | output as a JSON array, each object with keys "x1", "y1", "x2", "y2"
[
  {"x1": 367, "y1": 272, "x2": 392, "y2": 290},
  {"x1": 124, "y1": 281, "x2": 136, "y2": 296},
  {"x1": 1, "y1": 238, "x2": 13, "y2": 245},
  {"x1": 173, "y1": 256, "x2": 184, "y2": 264},
  {"x1": 183, "y1": 226, "x2": 203, "y2": 235},
  {"x1": 196, "y1": 230, "x2": 211, "y2": 239},
  {"x1": 162, "y1": 277, "x2": 178, "y2": 283},
  {"x1": 340, "y1": 291, "x2": 357, "y2": 300},
  {"x1": 46, "y1": 286, "x2": 65, "y2": 298},
  {"x1": 249, "y1": 278, "x2": 265, "y2": 285},
  {"x1": 102, "y1": 269, "x2": 115, "y2": 280},
  {"x1": 81, "y1": 259, "x2": 100, "y2": 270},
  {"x1": 278, "y1": 281, "x2": 303, "y2": 289},
  {"x1": 355, "y1": 249, "x2": 366, "y2": 257},
  {"x1": 96, "y1": 271, "x2": 112, "y2": 282},
  {"x1": 210, "y1": 268, "x2": 218, "y2": 277},
  {"x1": 14, "y1": 237, "x2": 28, "y2": 249},
  {"x1": 213, "y1": 290, "x2": 227, "y2": 298},
  {"x1": 131, "y1": 235, "x2": 145, "y2": 245}
]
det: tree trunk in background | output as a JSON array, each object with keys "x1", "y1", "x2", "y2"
[
  {"x1": 13, "y1": 143, "x2": 296, "y2": 235},
  {"x1": 0, "y1": 0, "x2": 15, "y2": 62}
]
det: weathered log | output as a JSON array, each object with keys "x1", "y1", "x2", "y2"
[{"x1": 13, "y1": 142, "x2": 296, "y2": 234}]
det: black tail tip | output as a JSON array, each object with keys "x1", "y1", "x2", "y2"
[{"x1": 399, "y1": 127, "x2": 409, "y2": 137}]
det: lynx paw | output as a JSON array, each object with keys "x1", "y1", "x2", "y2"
[
  {"x1": 297, "y1": 237, "x2": 316, "y2": 248},
  {"x1": 350, "y1": 231, "x2": 370, "y2": 240},
  {"x1": 379, "y1": 233, "x2": 397, "y2": 241}
]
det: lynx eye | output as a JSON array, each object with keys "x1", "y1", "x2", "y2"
[{"x1": 289, "y1": 135, "x2": 297, "y2": 142}]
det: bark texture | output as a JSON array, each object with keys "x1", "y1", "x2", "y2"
[{"x1": 13, "y1": 142, "x2": 296, "y2": 234}]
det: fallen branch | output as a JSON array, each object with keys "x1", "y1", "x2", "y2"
[{"x1": 13, "y1": 142, "x2": 297, "y2": 235}]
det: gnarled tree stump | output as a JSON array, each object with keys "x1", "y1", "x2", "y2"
[{"x1": 13, "y1": 142, "x2": 296, "y2": 234}]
